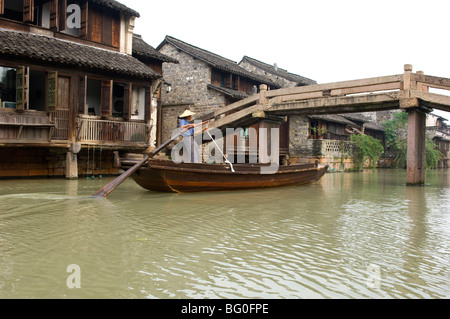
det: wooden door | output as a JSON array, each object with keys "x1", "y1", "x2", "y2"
[
  {"x1": 279, "y1": 121, "x2": 289, "y2": 154},
  {"x1": 53, "y1": 76, "x2": 70, "y2": 140}
]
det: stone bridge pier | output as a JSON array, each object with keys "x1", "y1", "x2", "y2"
[{"x1": 406, "y1": 108, "x2": 427, "y2": 185}]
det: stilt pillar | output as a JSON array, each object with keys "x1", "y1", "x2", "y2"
[
  {"x1": 66, "y1": 143, "x2": 81, "y2": 180},
  {"x1": 406, "y1": 109, "x2": 426, "y2": 186},
  {"x1": 66, "y1": 152, "x2": 78, "y2": 180}
]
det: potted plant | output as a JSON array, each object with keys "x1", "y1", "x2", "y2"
[
  {"x1": 311, "y1": 126, "x2": 327, "y2": 139},
  {"x1": 317, "y1": 127, "x2": 328, "y2": 139}
]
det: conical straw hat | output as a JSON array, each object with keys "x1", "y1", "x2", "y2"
[{"x1": 179, "y1": 110, "x2": 196, "y2": 118}]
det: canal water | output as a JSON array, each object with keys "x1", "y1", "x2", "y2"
[{"x1": 0, "y1": 169, "x2": 449, "y2": 299}]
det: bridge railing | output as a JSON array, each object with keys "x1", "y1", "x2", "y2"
[
  {"x1": 412, "y1": 73, "x2": 450, "y2": 93},
  {"x1": 266, "y1": 74, "x2": 404, "y2": 105}
]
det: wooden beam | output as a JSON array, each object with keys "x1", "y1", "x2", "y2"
[{"x1": 214, "y1": 95, "x2": 259, "y2": 118}]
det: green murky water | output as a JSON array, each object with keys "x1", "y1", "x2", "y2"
[{"x1": 0, "y1": 169, "x2": 449, "y2": 299}]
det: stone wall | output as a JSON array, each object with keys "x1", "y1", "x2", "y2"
[
  {"x1": 288, "y1": 115, "x2": 311, "y2": 157},
  {"x1": 158, "y1": 43, "x2": 227, "y2": 140},
  {"x1": 239, "y1": 61, "x2": 298, "y2": 89},
  {"x1": 161, "y1": 104, "x2": 192, "y2": 142}
]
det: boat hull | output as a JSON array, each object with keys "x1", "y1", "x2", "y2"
[{"x1": 130, "y1": 159, "x2": 328, "y2": 193}]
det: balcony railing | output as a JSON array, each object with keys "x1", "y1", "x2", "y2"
[{"x1": 76, "y1": 117, "x2": 149, "y2": 145}]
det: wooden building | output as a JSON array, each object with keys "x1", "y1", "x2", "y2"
[
  {"x1": 426, "y1": 113, "x2": 450, "y2": 168},
  {"x1": 0, "y1": 0, "x2": 175, "y2": 179}
]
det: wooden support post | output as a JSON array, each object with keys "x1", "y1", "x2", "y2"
[{"x1": 406, "y1": 108, "x2": 426, "y2": 186}]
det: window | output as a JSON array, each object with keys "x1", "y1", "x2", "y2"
[
  {"x1": 131, "y1": 86, "x2": 145, "y2": 120},
  {"x1": 29, "y1": 70, "x2": 46, "y2": 111},
  {"x1": 34, "y1": 0, "x2": 51, "y2": 28},
  {"x1": 1, "y1": 0, "x2": 24, "y2": 22},
  {"x1": 1, "y1": 66, "x2": 58, "y2": 112},
  {"x1": 61, "y1": 0, "x2": 80, "y2": 37},
  {"x1": 0, "y1": 66, "x2": 16, "y2": 108},
  {"x1": 86, "y1": 78, "x2": 101, "y2": 116},
  {"x1": 112, "y1": 83, "x2": 125, "y2": 117}
]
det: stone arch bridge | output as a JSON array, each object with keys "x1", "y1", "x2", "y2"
[{"x1": 204, "y1": 64, "x2": 450, "y2": 185}]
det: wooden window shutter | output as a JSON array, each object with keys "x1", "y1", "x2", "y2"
[
  {"x1": 80, "y1": 1, "x2": 88, "y2": 38},
  {"x1": 0, "y1": 0, "x2": 4, "y2": 16},
  {"x1": 101, "y1": 80, "x2": 113, "y2": 117},
  {"x1": 144, "y1": 87, "x2": 151, "y2": 122},
  {"x1": 23, "y1": 0, "x2": 35, "y2": 23},
  {"x1": 79, "y1": 75, "x2": 87, "y2": 115},
  {"x1": 58, "y1": 0, "x2": 67, "y2": 31},
  {"x1": 16, "y1": 66, "x2": 29, "y2": 111},
  {"x1": 123, "y1": 83, "x2": 131, "y2": 120},
  {"x1": 50, "y1": 0, "x2": 58, "y2": 30},
  {"x1": 46, "y1": 71, "x2": 58, "y2": 112}
]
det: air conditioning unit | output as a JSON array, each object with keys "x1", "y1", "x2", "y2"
[{"x1": 2, "y1": 101, "x2": 16, "y2": 109}]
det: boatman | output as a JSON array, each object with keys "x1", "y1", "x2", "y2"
[{"x1": 178, "y1": 109, "x2": 201, "y2": 163}]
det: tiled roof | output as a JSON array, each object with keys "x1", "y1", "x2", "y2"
[
  {"x1": 363, "y1": 121, "x2": 385, "y2": 132},
  {"x1": 0, "y1": 29, "x2": 160, "y2": 80},
  {"x1": 132, "y1": 34, "x2": 178, "y2": 64},
  {"x1": 308, "y1": 114, "x2": 357, "y2": 126},
  {"x1": 207, "y1": 84, "x2": 249, "y2": 99},
  {"x1": 341, "y1": 114, "x2": 385, "y2": 131},
  {"x1": 240, "y1": 56, "x2": 317, "y2": 86},
  {"x1": 90, "y1": 0, "x2": 140, "y2": 17},
  {"x1": 158, "y1": 36, "x2": 281, "y2": 89}
]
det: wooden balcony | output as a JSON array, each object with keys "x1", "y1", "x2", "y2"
[
  {"x1": 76, "y1": 116, "x2": 150, "y2": 148},
  {"x1": 0, "y1": 109, "x2": 54, "y2": 145}
]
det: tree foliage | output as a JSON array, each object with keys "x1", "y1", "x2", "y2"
[
  {"x1": 350, "y1": 134, "x2": 384, "y2": 170},
  {"x1": 383, "y1": 111, "x2": 442, "y2": 169}
]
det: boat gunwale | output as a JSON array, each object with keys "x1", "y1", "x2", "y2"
[{"x1": 145, "y1": 160, "x2": 327, "y2": 175}]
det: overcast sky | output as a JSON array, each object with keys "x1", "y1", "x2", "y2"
[{"x1": 118, "y1": 0, "x2": 450, "y2": 120}]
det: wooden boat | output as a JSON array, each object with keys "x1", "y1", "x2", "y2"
[{"x1": 126, "y1": 158, "x2": 328, "y2": 193}]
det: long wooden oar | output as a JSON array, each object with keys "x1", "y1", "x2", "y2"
[{"x1": 92, "y1": 121, "x2": 208, "y2": 198}]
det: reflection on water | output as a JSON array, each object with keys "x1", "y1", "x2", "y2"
[{"x1": 0, "y1": 170, "x2": 449, "y2": 299}]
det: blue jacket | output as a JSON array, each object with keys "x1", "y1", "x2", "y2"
[{"x1": 180, "y1": 118, "x2": 194, "y2": 136}]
